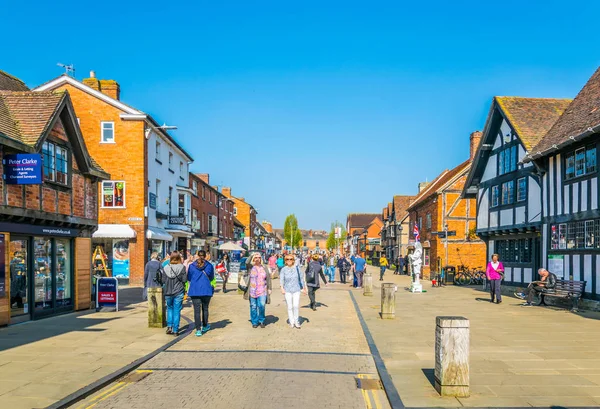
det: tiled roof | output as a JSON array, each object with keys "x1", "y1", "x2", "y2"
[
  {"x1": 407, "y1": 160, "x2": 471, "y2": 211},
  {"x1": 347, "y1": 213, "x2": 380, "y2": 228},
  {"x1": 0, "y1": 91, "x2": 65, "y2": 145},
  {"x1": 495, "y1": 96, "x2": 572, "y2": 151},
  {"x1": 382, "y1": 206, "x2": 389, "y2": 220},
  {"x1": 0, "y1": 71, "x2": 28, "y2": 91},
  {"x1": 393, "y1": 195, "x2": 415, "y2": 221},
  {"x1": 529, "y1": 67, "x2": 600, "y2": 157}
]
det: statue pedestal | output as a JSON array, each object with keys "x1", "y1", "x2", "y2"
[
  {"x1": 363, "y1": 271, "x2": 373, "y2": 296},
  {"x1": 410, "y1": 282, "x2": 423, "y2": 293}
]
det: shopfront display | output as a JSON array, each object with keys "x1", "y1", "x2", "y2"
[{"x1": 112, "y1": 239, "x2": 130, "y2": 278}]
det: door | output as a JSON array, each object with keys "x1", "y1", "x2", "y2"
[
  {"x1": 33, "y1": 237, "x2": 53, "y2": 314},
  {"x1": 9, "y1": 237, "x2": 30, "y2": 323}
]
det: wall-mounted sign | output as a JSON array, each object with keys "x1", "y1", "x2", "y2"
[
  {"x1": 169, "y1": 216, "x2": 186, "y2": 225},
  {"x1": 3, "y1": 154, "x2": 42, "y2": 185},
  {"x1": 149, "y1": 193, "x2": 157, "y2": 210},
  {"x1": 548, "y1": 255, "x2": 564, "y2": 278},
  {"x1": 96, "y1": 277, "x2": 119, "y2": 311},
  {"x1": 0, "y1": 222, "x2": 79, "y2": 237}
]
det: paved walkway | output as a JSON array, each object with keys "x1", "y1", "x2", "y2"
[
  {"x1": 71, "y1": 281, "x2": 390, "y2": 409},
  {"x1": 354, "y1": 265, "x2": 600, "y2": 408}
]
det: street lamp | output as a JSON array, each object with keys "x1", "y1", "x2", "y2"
[
  {"x1": 363, "y1": 230, "x2": 368, "y2": 259},
  {"x1": 397, "y1": 224, "x2": 403, "y2": 260}
]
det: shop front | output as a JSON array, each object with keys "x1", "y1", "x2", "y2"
[
  {"x1": 1, "y1": 222, "x2": 81, "y2": 324},
  {"x1": 147, "y1": 226, "x2": 173, "y2": 260},
  {"x1": 92, "y1": 224, "x2": 137, "y2": 281}
]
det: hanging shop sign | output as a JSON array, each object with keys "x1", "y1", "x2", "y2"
[
  {"x1": 0, "y1": 234, "x2": 5, "y2": 297},
  {"x1": 3, "y1": 154, "x2": 42, "y2": 185},
  {"x1": 96, "y1": 277, "x2": 119, "y2": 311},
  {"x1": 169, "y1": 216, "x2": 186, "y2": 225},
  {"x1": 149, "y1": 193, "x2": 157, "y2": 210},
  {"x1": 112, "y1": 240, "x2": 130, "y2": 278}
]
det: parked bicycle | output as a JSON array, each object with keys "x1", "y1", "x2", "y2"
[{"x1": 454, "y1": 265, "x2": 485, "y2": 286}]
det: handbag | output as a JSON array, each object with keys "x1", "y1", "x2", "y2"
[
  {"x1": 216, "y1": 262, "x2": 227, "y2": 274},
  {"x1": 201, "y1": 267, "x2": 217, "y2": 288},
  {"x1": 296, "y1": 266, "x2": 304, "y2": 290},
  {"x1": 238, "y1": 273, "x2": 248, "y2": 292}
]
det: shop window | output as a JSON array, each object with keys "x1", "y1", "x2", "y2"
[
  {"x1": 42, "y1": 141, "x2": 69, "y2": 185},
  {"x1": 566, "y1": 146, "x2": 597, "y2": 180},
  {"x1": 9, "y1": 239, "x2": 28, "y2": 318},
  {"x1": 517, "y1": 178, "x2": 527, "y2": 202},
  {"x1": 585, "y1": 220, "x2": 595, "y2": 248},
  {"x1": 56, "y1": 239, "x2": 72, "y2": 307},
  {"x1": 34, "y1": 238, "x2": 52, "y2": 311},
  {"x1": 101, "y1": 121, "x2": 114, "y2": 143},
  {"x1": 491, "y1": 185, "x2": 499, "y2": 207},
  {"x1": 102, "y1": 181, "x2": 125, "y2": 208}
]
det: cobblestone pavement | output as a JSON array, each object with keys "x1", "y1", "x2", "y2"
[
  {"x1": 72, "y1": 280, "x2": 391, "y2": 409},
  {"x1": 354, "y1": 265, "x2": 600, "y2": 408}
]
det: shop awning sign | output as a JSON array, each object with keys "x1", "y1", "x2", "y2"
[
  {"x1": 96, "y1": 277, "x2": 119, "y2": 311},
  {"x1": 3, "y1": 154, "x2": 42, "y2": 185}
]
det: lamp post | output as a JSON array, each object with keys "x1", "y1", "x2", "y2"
[
  {"x1": 363, "y1": 231, "x2": 368, "y2": 259},
  {"x1": 397, "y1": 224, "x2": 403, "y2": 262}
]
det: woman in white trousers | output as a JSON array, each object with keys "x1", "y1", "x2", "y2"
[{"x1": 279, "y1": 254, "x2": 306, "y2": 329}]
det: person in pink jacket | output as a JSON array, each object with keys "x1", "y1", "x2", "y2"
[{"x1": 486, "y1": 253, "x2": 504, "y2": 304}]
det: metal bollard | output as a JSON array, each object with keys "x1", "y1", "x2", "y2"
[
  {"x1": 435, "y1": 316, "x2": 469, "y2": 397},
  {"x1": 147, "y1": 287, "x2": 166, "y2": 328},
  {"x1": 380, "y1": 283, "x2": 396, "y2": 319}
]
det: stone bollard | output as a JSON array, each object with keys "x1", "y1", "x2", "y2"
[
  {"x1": 147, "y1": 287, "x2": 166, "y2": 328},
  {"x1": 363, "y1": 270, "x2": 373, "y2": 296},
  {"x1": 435, "y1": 316, "x2": 469, "y2": 397},
  {"x1": 381, "y1": 283, "x2": 396, "y2": 319}
]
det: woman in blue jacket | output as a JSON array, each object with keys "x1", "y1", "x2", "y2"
[{"x1": 187, "y1": 250, "x2": 215, "y2": 337}]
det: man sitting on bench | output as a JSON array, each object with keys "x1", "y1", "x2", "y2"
[{"x1": 515, "y1": 268, "x2": 557, "y2": 306}]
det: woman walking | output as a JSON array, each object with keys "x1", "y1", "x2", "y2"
[
  {"x1": 276, "y1": 254, "x2": 285, "y2": 272},
  {"x1": 486, "y1": 253, "x2": 504, "y2": 304},
  {"x1": 379, "y1": 255, "x2": 389, "y2": 281},
  {"x1": 280, "y1": 254, "x2": 306, "y2": 329},
  {"x1": 216, "y1": 253, "x2": 230, "y2": 293},
  {"x1": 305, "y1": 253, "x2": 328, "y2": 311},
  {"x1": 161, "y1": 251, "x2": 187, "y2": 335},
  {"x1": 187, "y1": 250, "x2": 215, "y2": 336},
  {"x1": 143, "y1": 252, "x2": 162, "y2": 301},
  {"x1": 243, "y1": 252, "x2": 272, "y2": 328}
]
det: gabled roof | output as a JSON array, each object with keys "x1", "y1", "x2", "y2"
[
  {"x1": 347, "y1": 213, "x2": 380, "y2": 228},
  {"x1": 408, "y1": 160, "x2": 471, "y2": 211},
  {"x1": 393, "y1": 195, "x2": 415, "y2": 222},
  {"x1": 496, "y1": 97, "x2": 571, "y2": 151},
  {"x1": 0, "y1": 71, "x2": 29, "y2": 91},
  {"x1": 528, "y1": 66, "x2": 600, "y2": 160}
]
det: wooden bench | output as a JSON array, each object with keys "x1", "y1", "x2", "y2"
[{"x1": 539, "y1": 279, "x2": 586, "y2": 312}]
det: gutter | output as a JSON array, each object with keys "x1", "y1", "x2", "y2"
[{"x1": 523, "y1": 123, "x2": 600, "y2": 163}]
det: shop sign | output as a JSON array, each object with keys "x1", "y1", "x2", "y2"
[
  {"x1": 0, "y1": 234, "x2": 5, "y2": 297},
  {"x1": 548, "y1": 255, "x2": 564, "y2": 278},
  {"x1": 112, "y1": 239, "x2": 130, "y2": 278},
  {"x1": 3, "y1": 154, "x2": 42, "y2": 185},
  {"x1": 0, "y1": 222, "x2": 79, "y2": 237},
  {"x1": 96, "y1": 277, "x2": 119, "y2": 311},
  {"x1": 169, "y1": 216, "x2": 186, "y2": 225},
  {"x1": 149, "y1": 193, "x2": 157, "y2": 210}
]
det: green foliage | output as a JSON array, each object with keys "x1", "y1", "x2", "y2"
[
  {"x1": 283, "y1": 214, "x2": 303, "y2": 249},
  {"x1": 326, "y1": 221, "x2": 347, "y2": 250}
]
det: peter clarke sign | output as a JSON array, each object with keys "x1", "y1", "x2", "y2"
[{"x1": 3, "y1": 154, "x2": 43, "y2": 185}]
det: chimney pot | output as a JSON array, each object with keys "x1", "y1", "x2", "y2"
[{"x1": 90, "y1": 70, "x2": 96, "y2": 78}]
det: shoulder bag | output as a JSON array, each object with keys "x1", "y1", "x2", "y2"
[{"x1": 296, "y1": 266, "x2": 304, "y2": 290}]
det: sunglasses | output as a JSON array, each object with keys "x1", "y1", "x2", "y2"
[{"x1": 285, "y1": 258, "x2": 293, "y2": 261}]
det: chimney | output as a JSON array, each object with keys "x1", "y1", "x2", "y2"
[
  {"x1": 83, "y1": 70, "x2": 100, "y2": 91},
  {"x1": 418, "y1": 181, "x2": 430, "y2": 192},
  {"x1": 100, "y1": 79, "x2": 120, "y2": 100},
  {"x1": 221, "y1": 187, "x2": 231, "y2": 197},
  {"x1": 197, "y1": 173, "x2": 209, "y2": 184},
  {"x1": 470, "y1": 130, "x2": 482, "y2": 161}
]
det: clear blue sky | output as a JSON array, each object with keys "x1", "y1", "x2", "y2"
[{"x1": 3, "y1": 1, "x2": 599, "y2": 229}]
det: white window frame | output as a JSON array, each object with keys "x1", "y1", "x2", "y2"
[
  {"x1": 179, "y1": 161, "x2": 184, "y2": 177},
  {"x1": 233, "y1": 206, "x2": 238, "y2": 216},
  {"x1": 192, "y1": 180, "x2": 198, "y2": 196},
  {"x1": 101, "y1": 180, "x2": 126, "y2": 208},
  {"x1": 155, "y1": 141, "x2": 161, "y2": 161},
  {"x1": 100, "y1": 121, "x2": 115, "y2": 143}
]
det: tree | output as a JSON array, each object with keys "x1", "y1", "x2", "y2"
[
  {"x1": 283, "y1": 214, "x2": 303, "y2": 249},
  {"x1": 326, "y1": 221, "x2": 347, "y2": 250}
]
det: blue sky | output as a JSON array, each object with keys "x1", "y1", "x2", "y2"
[{"x1": 3, "y1": 1, "x2": 599, "y2": 229}]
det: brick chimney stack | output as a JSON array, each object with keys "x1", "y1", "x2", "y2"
[
  {"x1": 197, "y1": 173, "x2": 210, "y2": 184},
  {"x1": 470, "y1": 130, "x2": 483, "y2": 161},
  {"x1": 221, "y1": 187, "x2": 231, "y2": 197},
  {"x1": 82, "y1": 71, "x2": 120, "y2": 100},
  {"x1": 418, "y1": 181, "x2": 430, "y2": 193}
]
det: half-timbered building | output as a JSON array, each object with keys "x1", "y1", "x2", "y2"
[
  {"x1": 526, "y1": 67, "x2": 600, "y2": 300},
  {"x1": 464, "y1": 97, "x2": 570, "y2": 286}
]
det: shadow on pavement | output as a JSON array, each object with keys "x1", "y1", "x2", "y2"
[
  {"x1": 118, "y1": 286, "x2": 144, "y2": 310},
  {"x1": 264, "y1": 315, "x2": 280, "y2": 326},
  {"x1": 210, "y1": 319, "x2": 232, "y2": 330},
  {"x1": 421, "y1": 368, "x2": 435, "y2": 388}
]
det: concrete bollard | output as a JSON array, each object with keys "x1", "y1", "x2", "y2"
[
  {"x1": 147, "y1": 287, "x2": 166, "y2": 328},
  {"x1": 435, "y1": 316, "x2": 469, "y2": 397},
  {"x1": 363, "y1": 270, "x2": 373, "y2": 296},
  {"x1": 380, "y1": 283, "x2": 396, "y2": 319}
]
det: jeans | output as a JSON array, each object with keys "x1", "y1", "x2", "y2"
[
  {"x1": 380, "y1": 266, "x2": 386, "y2": 280},
  {"x1": 308, "y1": 286, "x2": 318, "y2": 308},
  {"x1": 328, "y1": 266, "x2": 335, "y2": 282},
  {"x1": 165, "y1": 291, "x2": 184, "y2": 332},
  {"x1": 525, "y1": 284, "x2": 545, "y2": 303},
  {"x1": 489, "y1": 279, "x2": 502, "y2": 302},
  {"x1": 284, "y1": 291, "x2": 301, "y2": 326},
  {"x1": 250, "y1": 294, "x2": 267, "y2": 325},
  {"x1": 340, "y1": 269, "x2": 347, "y2": 284},
  {"x1": 191, "y1": 296, "x2": 211, "y2": 330},
  {"x1": 356, "y1": 270, "x2": 364, "y2": 287}
]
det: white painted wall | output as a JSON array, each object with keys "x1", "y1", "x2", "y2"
[
  {"x1": 500, "y1": 209, "x2": 513, "y2": 226},
  {"x1": 477, "y1": 188, "x2": 489, "y2": 229},
  {"x1": 481, "y1": 154, "x2": 497, "y2": 183},
  {"x1": 489, "y1": 211, "x2": 498, "y2": 228},
  {"x1": 515, "y1": 206, "x2": 526, "y2": 224},
  {"x1": 528, "y1": 176, "x2": 541, "y2": 222}
]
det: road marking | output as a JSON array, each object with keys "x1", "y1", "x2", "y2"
[
  {"x1": 76, "y1": 370, "x2": 152, "y2": 409},
  {"x1": 358, "y1": 373, "x2": 382, "y2": 409}
]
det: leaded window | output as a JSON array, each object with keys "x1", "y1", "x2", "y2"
[
  {"x1": 491, "y1": 185, "x2": 499, "y2": 207},
  {"x1": 501, "y1": 181, "x2": 514, "y2": 205},
  {"x1": 565, "y1": 145, "x2": 597, "y2": 180},
  {"x1": 517, "y1": 177, "x2": 527, "y2": 202}
]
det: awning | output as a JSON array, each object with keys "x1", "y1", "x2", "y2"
[
  {"x1": 93, "y1": 224, "x2": 136, "y2": 239},
  {"x1": 166, "y1": 229, "x2": 194, "y2": 238},
  {"x1": 147, "y1": 226, "x2": 173, "y2": 241}
]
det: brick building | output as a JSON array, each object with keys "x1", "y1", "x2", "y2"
[
  {"x1": 345, "y1": 213, "x2": 382, "y2": 256},
  {"x1": 408, "y1": 144, "x2": 485, "y2": 279},
  {"x1": 0, "y1": 71, "x2": 109, "y2": 325},
  {"x1": 189, "y1": 173, "x2": 234, "y2": 256},
  {"x1": 35, "y1": 72, "x2": 193, "y2": 285},
  {"x1": 221, "y1": 187, "x2": 257, "y2": 249}
]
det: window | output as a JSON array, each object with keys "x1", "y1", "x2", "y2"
[
  {"x1": 101, "y1": 121, "x2": 114, "y2": 143},
  {"x1": 202, "y1": 186, "x2": 206, "y2": 200},
  {"x1": 192, "y1": 180, "x2": 198, "y2": 196},
  {"x1": 168, "y1": 152, "x2": 173, "y2": 169},
  {"x1": 426, "y1": 213, "x2": 431, "y2": 230},
  {"x1": 42, "y1": 141, "x2": 68, "y2": 185},
  {"x1": 567, "y1": 222, "x2": 576, "y2": 249},
  {"x1": 178, "y1": 194, "x2": 185, "y2": 217},
  {"x1": 552, "y1": 219, "x2": 600, "y2": 250},
  {"x1": 517, "y1": 178, "x2": 527, "y2": 202},
  {"x1": 155, "y1": 179, "x2": 160, "y2": 207},
  {"x1": 491, "y1": 185, "x2": 499, "y2": 207},
  {"x1": 498, "y1": 145, "x2": 517, "y2": 175},
  {"x1": 316, "y1": 241, "x2": 319, "y2": 247},
  {"x1": 179, "y1": 161, "x2": 184, "y2": 177},
  {"x1": 566, "y1": 146, "x2": 597, "y2": 180},
  {"x1": 501, "y1": 181, "x2": 514, "y2": 205},
  {"x1": 155, "y1": 141, "x2": 161, "y2": 161},
  {"x1": 418, "y1": 217, "x2": 422, "y2": 230},
  {"x1": 496, "y1": 239, "x2": 532, "y2": 264},
  {"x1": 424, "y1": 248, "x2": 430, "y2": 266},
  {"x1": 233, "y1": 207, "x2": 237, "y2": 216},
  {"x1": 585, "y1": 220, "x2": 595, "y2": 248},
  {"x1": 102, "y1": 181, "x2": 125, "y2": 207},
  {"x1": 192, "y1": 209, "x2": 197, "y2": 222},
  {"x1": 559, "y1": 223, "x2": 566, "y2": 249}
]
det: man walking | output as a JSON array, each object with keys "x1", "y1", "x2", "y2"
[
  {"x1": 337, "y1": 254, "x2": 351, "y2": 284},
  {"x1": 353, "y1": 253, "x2": 367, "y2": 288},
  {"x1": 305, "y1": 254, "x2": 328, "y2": 310},
  {"x1": 328, "y1": 253, "x2": 336, "y2": 283}
]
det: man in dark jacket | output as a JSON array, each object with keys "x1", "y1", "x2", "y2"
[
  {"x1": 305, "y1": 254, "x2": 328, "y2": 310},
  {"x1": 515, "y1": 268, "x2": 557, "y2": 306},
  {"x1": 337, "y1": 254, "x2": 351, "y2": 284}
]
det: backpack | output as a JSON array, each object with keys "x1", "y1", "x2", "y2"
[
  {"x1": 305, "y1": 262, "x2": 319, "y2": 284},
  {"x1": 153, "y1": 266, "x2": 164, "y2": 286}
]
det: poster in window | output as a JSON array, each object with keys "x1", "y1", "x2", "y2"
[
  {"x1": 112, "y1": 240, "x2": 130, "y2": 278},
  {"x1": 547, "y1": 255, "x2": 564, "y2": 278},
  {"x1": 103, "y1": 183, "x2": 114, "y2": 207}
]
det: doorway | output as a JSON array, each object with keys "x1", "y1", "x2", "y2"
[{"x1": 9, "y1": 237, "x2": 29, "y2": 323}]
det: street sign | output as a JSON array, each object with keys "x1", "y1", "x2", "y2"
[
  {"x1": 447, "y1": 231, "x2": 457, "y2": 236},
  {"x1": 96, "y1": 277, "x2": 119, "y2": 311},
  {"x1": 437, "y1": 232, "x2": 447, "y2": 239}
]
